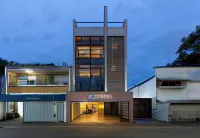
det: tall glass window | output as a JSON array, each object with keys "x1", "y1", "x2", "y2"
[{"x1": 75, "y1": 36, "x2": 104, "y2": 91}]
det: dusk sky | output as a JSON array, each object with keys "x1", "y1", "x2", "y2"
[{"x1": 0, "y1": 0, "x2": 200, "y2": 87}]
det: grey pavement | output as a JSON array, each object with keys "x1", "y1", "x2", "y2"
[{"x1": 1, "y1": 122, "x2": 200, "y2": 138}]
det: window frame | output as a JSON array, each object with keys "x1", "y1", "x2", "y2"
[{"x1": 76, "y1": 45, "x2": 104, "y2": 59}]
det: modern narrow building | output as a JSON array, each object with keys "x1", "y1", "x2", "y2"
[{"x1": 67, "y1": 6, "x2": 133, "y2": 123}]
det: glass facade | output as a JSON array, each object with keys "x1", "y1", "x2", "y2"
[
  {"x1": 75, "y1": 36, "x2": 104, "y2": 91},
  {"x1": 8, "y1": 73, "x2": 68, "y2": 86}
]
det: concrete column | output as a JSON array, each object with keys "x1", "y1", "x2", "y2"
[
  {"x1": 124, "y1": 19, "x2": 128, "y2": 92},
  {"x1": 5, "y1": 67, "x2": 8, "y2": 116},
  {"x1": 5, "y1": 67, "x2": 7, "y2": 95},
  {"x1": 104, "y1": 6, "x2": 108, "y2": 92},
  {"x1": 72, "y1": 19, "x2": 76, "y2": 92},
  {"x1": 129, "y1": 97, "x2": 133, "y2": 123},
  {"x1": 64, "y1": 101, "x2": 67, "y2": 122},
  {"x1": 68, "y1": 67, "x2": 73, "y2": 92},
  {"x1": 66, "y1": 94, "x2": 71, "y2": 122},
  {"x1": 68, "y1": 68, "x2": 71, "y2": 92}
]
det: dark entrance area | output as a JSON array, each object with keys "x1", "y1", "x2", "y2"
[
  {"x1": 104, "y1": 102, "x2": 119, "y2": 116},
  {"x1": 133, "y1": 98, "x2": 152, "y2": 118},
  {"x1": 104, "y1": 102, "x2": 129, "y2": 122}
]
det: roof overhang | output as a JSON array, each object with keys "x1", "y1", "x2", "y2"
[
  {"x1": 167, "y1": 100, "x2": 200, "y2": 104},
  {"x1": 6, "y1": 66, "x2": 70, "y2": 75}
]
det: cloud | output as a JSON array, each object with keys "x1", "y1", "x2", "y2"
[
  {"x1": 41, "y1": 33, "x2": 57, "y2": 41},
  {"x1": 0, "y1": 36, "x2": 11, "y2": 45},
  {"x1": 22, "y1": 19, "x2": 35, "y2": 28},
  {"x1": 40, "y1": 4, "x2": 60, "y2": 24},
  {"x1": 13, "y1": 35, "x2": 37, "y2": 44},
  {"x1": 1, "y1": 0, "x2": 200, "y2": 86}
]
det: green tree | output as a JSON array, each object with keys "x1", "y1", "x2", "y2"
[
  {"x1": 0, "y1": 58, "x2": 8, "y2": 75},
  {"x1": 172, "y1": 25, "x2": 200, "y2": 65}
]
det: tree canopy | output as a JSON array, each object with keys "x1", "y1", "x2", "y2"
[
  {"x1": 0, "y1": 57, "x2": 55, "y2": 75},
  {"x1": 171, "y1": 25, "x2": 200, "y2": 65}
]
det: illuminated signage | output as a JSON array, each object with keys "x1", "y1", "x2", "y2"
[{"x1": 88, "y1": 94, "x2": 112, "y2": 100}]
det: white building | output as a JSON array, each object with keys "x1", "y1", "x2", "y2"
[{"x1": 129, "y1": 66, "x2": 200, "y2": 122}]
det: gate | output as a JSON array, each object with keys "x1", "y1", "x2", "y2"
[
  {"x1": 57, "y1": 102, "x2": 64, "y2": 122},
  {"x1": 133, "y1": 98, "x2": 152, "y2": 118},
  {"x1": 120, "y1": 101, "x2": 129, "y2": 122},
  {"x1": 23, "y1": 101, "x2": 54, "y2": 122}
]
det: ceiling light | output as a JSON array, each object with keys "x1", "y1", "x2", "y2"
[{"x1": 25, "y1": 69, "x2": 34, "y2": 74}]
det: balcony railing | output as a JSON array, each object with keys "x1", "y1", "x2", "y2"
[
  {"x1": 8, "y1": 82, "x2": 69, "y2": 86},
  {"x1": 7, "y1": 85, "x2": 69, "y2": 94}
]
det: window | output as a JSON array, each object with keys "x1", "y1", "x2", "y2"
[
  {"x1": 76, "y1": 36, "x2": 81, "y2": 41},
  {"x1": 91, "y1": 69, "x2": 101, "y2": 77},
  {"x1": 76, "y1": 46, "x2": 104, "y2": 58},
  {"x1": 77, "y1": 65, "x2": 90, "y2": 68},
  {"x1": 53, "y1": 75, "x2": 68, "y2": 85},
  {"x1": 76, "y1": 46, "x2": 90, "y2": 58},
  {"x1": 76, "y1": 65, "x2": 104, "y2": 77},
  {"x1": 100, "y1": 36, "x2": 104, "y2": 41},
  {"x1": 18, "y1": 75, "x2": 36, "y2": 86},
  {"x1": 101, "y1": 69, "x2": 104, "y2": 76},
  {"x1": 82, "y1": 37, "x2": 90, "y2": 41},
  {"x1": 112, "y1": 44, "x2": 119, "y2": 49},
  {"x1": 91, "y1": 37, "x2": 100, "y2": 41},
  {"x1": 75, "y1": 64, "x2": 104, "y2": 91},
  {"x1": 160, "y1": 80, "x2": 184, "y2": 86},
  {"x1": 76, "y1": 69, "x2": 90, "y2": 77},
  {"x1": 91, "y1": 46, "x2": 104, "y2": 58}
]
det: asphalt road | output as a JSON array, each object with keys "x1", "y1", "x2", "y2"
[{"x1": 0, "y1": 123, "x2": 200, "y2": 138}]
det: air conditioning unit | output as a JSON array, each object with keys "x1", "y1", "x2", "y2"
[{"x1": 111, "y1": 65, "x2": 116, "y2": 71}]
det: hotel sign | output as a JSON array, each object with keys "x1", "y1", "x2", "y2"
[{"x1": 88, "y1": 94, "x2": 112, "y2": 100}]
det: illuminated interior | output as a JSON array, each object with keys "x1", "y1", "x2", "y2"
[
  {"x1": 72, "y1": 102, "x2": 120, "y2": 122},
  {"x1": 76, "y1": 46, "x2": 104, "y2": 59},
  {"x1": 71, "y1": 102, "x2": 104, "y2": 122},
  {"x1": 8, "y1": 71, "x2": 69, "y2": 86}
]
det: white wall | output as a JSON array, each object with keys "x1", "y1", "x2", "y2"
[
  {"x1": 187, "y1": 82, "x2": 200, "y2": 100},
  {"x1": 75, "y1": 27, "x2": 125, "y2": 36},
  {"x1": 0, "y1": 102, "x2": 5, "y2": 120},
  {"x1": 72, "y1": 102, "x2": 80, "y2": 120},
  {"x1": 157, "y1": 81, "x2": 200, "y2": 102},
  {"x1": 129, "y1": 77, "x2": 156, "y2": 109},
  {"x1": 155, "y1": 67, "x2": 200, "y2": 81},
  {"x1": 153, "y1": 102, "x2": 169, "y2": 122},
  {"x1": 135, "y1": 77, "x2": 156, "y2": 98},
  {"x1": 157, "y1": 88, "x2": 188, "y2": 102},
  {"x1": 8, "y1": 102, "x2": 15, "y2": 112},
  {"x1": 18, "y1": 102, "x2": 23, "y2": 117},
  {"x1": 156, "y1": 67, "x2": 200, "y2": 102}
]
